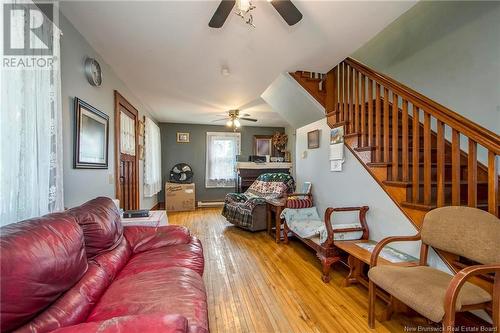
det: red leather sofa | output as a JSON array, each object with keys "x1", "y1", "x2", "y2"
[{"x1": 0, "y1": 197, "x2": 208, "y2": 333}]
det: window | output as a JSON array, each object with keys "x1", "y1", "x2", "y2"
[
  {"x1": 144, "y1": 117, "x2": 162, "y2": 197},
  {"x1": 0, "y1": 1, "x2": 63, "y2": 226},
  {"x1": 206, "y1": 132, "x2": 241, "y2": 188}
]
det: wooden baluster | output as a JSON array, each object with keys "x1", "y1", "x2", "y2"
[
  {"x1": 343, "y1": 63, "x2": 348, "y2": 123},
  {"x1": 401, "y1": 100, "x2": 409, "y2": 181},
  {"x1": 412, "y1": 105, "x2": 420, "y2": 202},
  {"x1": 333, "y1": 66, "x2": 338, "y2": 122},
  {"x1": 348, "y1": 66, "x2": 354, "y2": 133},
  {"x1": 360, "y1": 74, "x2": 366, "y2": 147},
  {"x1": 354, "y1": 70, "x2": 360, "y2": 135},
  {"x1": 392, "y1": 93, "x2": 399, "y2": 180},
  {"x1": 488, "y1": 151, "x2": 498, "y2": 216},
  {"x1": 375, "y1": 84, "x2": 382, "y2": 162},
  {"x1": 325, "y1": 69, "x2": 335, "y2": 117},
  {"x1": 423, "y1": 112, "x2": 431, "y2": 205},
  {"x1": 338, "y1": 63, "x2": 343, "y2": 122},
  {"x1": 383, "y1": 88, "x2": 390, "y2": 163},
  {"x1": 367, "y1": 79, "x2": 374, "y2": 147},
  {"x1": 451, "y1": 129, "x2": 461, "y2": 206},
  {"x1": 467, "y1": 139, "x2": 477, "y2": 207},
  {"x1": 436, "y1": 120, "x2": 445, "y2": 207}
]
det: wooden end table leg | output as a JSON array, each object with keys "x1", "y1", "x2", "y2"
[
  {"x1": 275, "y1": 206, "x2": 282, "y2": 243},
  {"x1": 266, "y1": 204, "x2": 272, "y2": 236}
]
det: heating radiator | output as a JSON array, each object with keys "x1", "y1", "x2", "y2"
[{"x1": 197, "y1": 201, "x2": 224, "y2": 208}]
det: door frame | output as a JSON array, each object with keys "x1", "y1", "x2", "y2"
[{"x1": 114, "y1": 90, "x2": 140, "y2": 209}]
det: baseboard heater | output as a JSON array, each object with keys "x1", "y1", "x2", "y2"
[{"x1": 197, "y1": 201, "x2": 224, "y2": 208}]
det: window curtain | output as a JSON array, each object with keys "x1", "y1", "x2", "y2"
[
  {"x1": 206, "y1": 132, "x2": 241, "y2": 188},
  {"x1": 144, "y1": 117, "x2": 161, "y2": 197},
  {"x1": 120, "y1": 111, "x2": 136, "y2": 155},
  {"x1": 0, "y1": 1, "x2": 64, "y2": 226}
]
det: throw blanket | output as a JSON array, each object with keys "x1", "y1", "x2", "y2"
[{"x1": 281, "y1": 207, "x2": 363, "y2": 244}]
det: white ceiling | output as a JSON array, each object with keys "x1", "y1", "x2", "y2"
[{"x1": 60, "y1": 0, "x2": 415, "y2": 127}]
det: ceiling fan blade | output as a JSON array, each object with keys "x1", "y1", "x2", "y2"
[
  {"x1": 270, "y1": 0, "x2": 303, "y2": 26},
  {"x1": 211, "y1": 118, "x2": 229, "y2": 123},
  {"x1": 239, "y1": 117, "x2": 258, "y2": 122},
  {"x1": 208, "y1": 0, "x2": 236, "y2": 28}
]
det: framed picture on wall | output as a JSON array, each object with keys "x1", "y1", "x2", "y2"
[
  {"x1": 177, "y1": 132, "x2": 190, "y2": 143},
  {"x1": 307, "y1": 129, "x2": 320, "y2": 149},
  {"x1": 254, "y1": 135, "x2": 273, "y2": 156},
  {"x1": 74, "y1": 97, "x2": 109, "y2": 169}
]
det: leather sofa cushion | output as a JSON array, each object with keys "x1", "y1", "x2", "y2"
[
  {"x1": 17, "y1": 263, "x2": 110, "y2": 333},
  {"x1": 68, "y1": 197, "x2": 123, "y2": 258},
  {"x1": 124, "y1": 225, "x2": 192, "y2": 254},
  {"x1": 0, "y1": 214, "x2": 87, "y2": 332},
  {"x1": 92, "y1": 237, "x2": 132, "y2": 281},
  {"x1": 51, "y1": 314, "x2": 189, "y2": 333},
  {"x1": 87, "y1": 267, "x2": 208, "y2": 331},
  {"x1": 117, "y1": 237, "x2": 204, "y2": 279}
]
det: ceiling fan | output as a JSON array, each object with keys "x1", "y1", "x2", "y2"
[
  {"x1": 208, "y1": 0, "x2": 303, "y2": 29},
  {"x1": 211, "y1": 109, "x2": 257, "y2": 130}
]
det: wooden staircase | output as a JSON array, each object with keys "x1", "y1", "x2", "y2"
[{"x1": 291, "y1": 57, "x2": 500, "y2": 272}]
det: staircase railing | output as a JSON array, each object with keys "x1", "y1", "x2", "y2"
[{"x1": 325, "y1": 57, "x2": 499, "y2": 216}]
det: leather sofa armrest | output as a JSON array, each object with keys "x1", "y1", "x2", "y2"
[
  {"x1": 124, "y1": 225, "x2": 192, "y2": 254},
  {"x1": 51, "y1": 314, "x2": 188, "y2": 333}
]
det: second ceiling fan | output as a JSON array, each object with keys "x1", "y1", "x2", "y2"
[{"x1": 209, "y1": 0, "x2": 303, "y2": 28}]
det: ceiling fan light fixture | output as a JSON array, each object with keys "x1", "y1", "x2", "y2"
[
  {"x1": 234, "y1": 119, "x2": 241, "y2": 128},
  {"x1": 226, "y1": 119, "x2": 233, "y2": 127}
]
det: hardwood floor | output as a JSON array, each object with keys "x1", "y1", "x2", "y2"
[{"x1": 168, "y1": 208, "x2": 417, "y2": 333}]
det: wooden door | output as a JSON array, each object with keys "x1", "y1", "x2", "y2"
[{"x1": 114, "y1": 91, "x2": 139, "y2": 210}]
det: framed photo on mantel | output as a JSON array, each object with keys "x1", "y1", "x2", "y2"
[{"x1": 74, "y1": 97, "x2": 109, "y2": 169}]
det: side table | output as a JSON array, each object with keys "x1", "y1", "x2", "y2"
[{"x1": 266, "y1": 198, "x2": 286, "y2": 243}]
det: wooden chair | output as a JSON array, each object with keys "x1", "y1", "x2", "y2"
[
  {"x1": 283, "y1": 206, "x2": 369, "y2": 282},
  {"x1": 368, "y1": 206, "x2": 500, "y2": 332}
]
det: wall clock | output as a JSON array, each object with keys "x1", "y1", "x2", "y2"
[{"x1": 84, "y1": 57, "x2": 103, "y2": 87}]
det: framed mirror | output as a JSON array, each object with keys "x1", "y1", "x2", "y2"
[
  {"x1": 254, "y1": 135, "x2": 273, "y2": 156},
  {"x1": 74, "y1": 97, "x2": 109, "y2": 169}
]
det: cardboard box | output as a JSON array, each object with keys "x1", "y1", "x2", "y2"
[{"x1": 165, "y1": 182, "x2": 195, "y2": 212}]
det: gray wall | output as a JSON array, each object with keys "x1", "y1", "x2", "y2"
[
  {"x1": 159, "y1": 123, "x2": 285, "y2": 203},
  {"x1": 351, "y1": 1, "x2": 500, "y2": 135},
  {"x1": 60, "y1": 12, "x2": 158, "y2": 209}
]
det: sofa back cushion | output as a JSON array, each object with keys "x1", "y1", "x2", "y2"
[
  {"x1": 246, "y1": 173, "x2": 295, "y2": 199},
  {"x1": 68, "y1": 197, "x2": 123, "y2": 259},
  {"x1": 0, "y1": 214, "x2": 88, "y2": 332}
]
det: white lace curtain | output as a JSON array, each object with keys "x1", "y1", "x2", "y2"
[
  {"x1": 205, "y1": 132, "x2": 241, "y2": 188},
  {"x1": 120, "y1": 111, "x2": 136, "y2": 155},
  {"x1": 0, "y1": 1, "x2": 64, "y2": 226},
  {"x1": 144, "y1": 117, "x2": 161, "y2": 197}
]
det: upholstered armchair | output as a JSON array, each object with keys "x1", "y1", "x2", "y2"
[
  {"x1": 368, "y1": 206, "x2": 500, "y2": 332},
  {"x1": 222, "y1": 173, "x2": 295, "y2": 232}
]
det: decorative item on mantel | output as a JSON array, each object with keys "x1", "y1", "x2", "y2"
[{"x1": 272, "y1": 132, "x2": 288, "y2": 154}]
